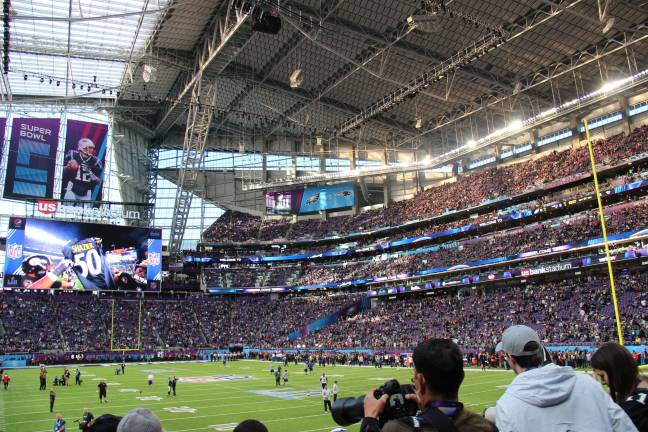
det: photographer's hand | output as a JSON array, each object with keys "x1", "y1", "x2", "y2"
[
  {"x1": 405, "y1": 393, "x2": 421, "y2": 405},
  {"x1": 363, "y1": 389, "x2": 389, "y2": 419}
]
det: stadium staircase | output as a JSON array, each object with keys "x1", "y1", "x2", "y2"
[
  {"x1": 190, "y1": 309, "x2": 208, "y2": 345},
  {"x1": 151, "y1": 327, "x2": 164, "y2": 347},
  {"x1": 0, "y1": 318, "x2": 5, "y2": 338},
  {"x1": 285, "y1": 222, "x2": 296, "y2": 240},
  {"x1": 285, "y1": 267, "x2": 304, "y2": 286},
  {"x1": 259, "y1": 269, "x2": 273, "y2": 287}
]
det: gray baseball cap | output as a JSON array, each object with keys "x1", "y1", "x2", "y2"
[
  {"x1": 117, "y1": 408, "x2": 163, "y2": 432},
  {"x1": 495, "y1": 325, "x2": 543, "y2": 356}
]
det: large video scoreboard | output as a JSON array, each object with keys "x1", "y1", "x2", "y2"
[{"x1": 4, "y1": 217, "x2": 162, "y2": 291}]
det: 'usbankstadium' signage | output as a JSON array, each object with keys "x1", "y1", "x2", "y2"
[{"x1": 35, "y1": 200, "x2": 141, "y2": 221}]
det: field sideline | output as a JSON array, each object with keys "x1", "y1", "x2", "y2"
[{"x1": 0, "y1": 360, "x2": 514, "y2": 432}]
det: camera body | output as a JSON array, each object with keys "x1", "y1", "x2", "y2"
[{"x1": 331, "y1": 379, "x2": 418, "y2": 426}]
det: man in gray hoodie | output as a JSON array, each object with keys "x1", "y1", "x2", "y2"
[{"x1": 495, "y1": 325, "x2": 637, "y2": 432}]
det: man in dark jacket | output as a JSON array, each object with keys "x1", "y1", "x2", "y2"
[{"x1": 360, "y1": 338, "x2": 495, "y2": 432}]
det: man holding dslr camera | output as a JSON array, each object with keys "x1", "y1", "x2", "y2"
[{"x1": 359, "y1": 338, "x2": 494, "y2": 432}]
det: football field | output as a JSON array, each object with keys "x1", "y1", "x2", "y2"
[{"x1": 1, "y1": 360, "x2": 513, "y2": 432}]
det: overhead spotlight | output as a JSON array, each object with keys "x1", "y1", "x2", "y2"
[
  {"x1": 143, "y1": 64, "x2": 157, "y2": 83},
  {"x1": 72, "y1": 83, "x2": 76, "y2": 89},
  {"x1": 56, "y1": 80, "x2": 60, "y2": 86},
  {"x1": 415, "y1": 117, "x2": 423, "y2": 129},
  {"x1": 40, "y1": 77, "x2": 44, "y2": 83},
  {"x1": 407, "y1": 14, "x2": 442, "y2": 33},
  {"x1": 49, "y1": 78, "x2": 52, "y2": 84},
  {"x1": 23, "y1": 74, "x2": 27, "y2": 80},
  {"x1": 513, "y1": 82, "x2": 522, "y2": 95},
  {"x1": 602, "y1": 17, "x2": 615, "y2": 34},
  {"x1": 289, "y1": 68, "x2": 303, "y2": 88}
]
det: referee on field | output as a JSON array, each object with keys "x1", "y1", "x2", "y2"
[{"x1": 322, "y1": 385, "x2": 332, "y2": 412}]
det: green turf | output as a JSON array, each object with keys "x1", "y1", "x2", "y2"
[{"x1": 0, "y1": 360, "x2": 514, "y2": 432}]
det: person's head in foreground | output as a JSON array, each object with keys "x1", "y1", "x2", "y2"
[
  {"x1": 494, "y1": 325, "x2": 638, "y2": 432},
  {"x1": 116, "y1": 408, "x2": 163, "y2": 432},
  {"x1": 87, "y1": 414, "x2": 122, "y2": 432},
  {"x1": 495, "y1": 324, "x2": 545, "y2": 374},
  {"x1": 233, "y1": 419, "x2": 268, "y2": 432},
  {"x1": 592, "y1": 342, "x2": 648, "y2": 431},
  {"x1": 592, "y1": 342, "x2": 643, "y2": 402},
  {"x1": 362, "y1": 338, "x2": 495, "y2": 431}
]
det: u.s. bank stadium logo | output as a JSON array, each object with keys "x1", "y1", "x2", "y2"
[
  {"x1": 178, "y1": 375, "x2": 256, "y2": 383},
  {"x1": 37, "y1": 200, "x2": 58, "y2": 215},
  {"x1": 148, "y1": 252, "x2": 161, "y2": 267},
  {"x1": 7, "y1": 243, "x2": 23, "y2": 260}
]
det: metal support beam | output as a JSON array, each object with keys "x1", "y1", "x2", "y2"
[
  {"x1": 334, "y1": 0, "x2": 593, "y2": 137},
  {"x1": 216, "y1": 63, "x2": 419, "y2": 135},
  {"x1": 397, "y1": 22, "x2": 648, "y2": 148},
  {"x1": 143, "y1": 146, "x2": 159, "y2": 226},
  {"x1": 212, "y1": 0, "x2": 345, "y2": 131},
  {"x1": 279, "y1": 1, "x2": 534, "y2": 100},
  {"x1": 265, "y1": 9, "x2": 419, "y2": 135},
  {"x1": 153, "y1": 2, "x2": 252, "y2": 137},
  {"x1": 335, "y1": 32, "x2": 506, "y2": 136},
  {"x1": 240, "y1": 66, "x2": 648, "y2": 191},
  {"x1": 168, "y1": 78, "x2": 217, "y2": 259}
]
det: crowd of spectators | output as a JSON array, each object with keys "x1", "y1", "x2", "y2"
[
  {"x1": 214, "y1": 198, "x2": 648, "y2": 288},
  {"x1": 202, "y1": 126, "x2": 648, "y2": 243},
  {"x1": 0, "y1": 292, "x2": 360, "y2": 353},
  {"x1": 292, "y1": 272, "x2": 648, "y2": 350},
  {"x1": 1, "y1": 270, "x2": 646, "y2": 354}
]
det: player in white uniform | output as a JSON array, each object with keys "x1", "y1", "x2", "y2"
[{"x1": 63, "y1": 138, "x2": 102, "y2": 201}]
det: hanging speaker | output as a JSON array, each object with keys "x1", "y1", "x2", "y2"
[{"x1": 252, "y1": 12, "x2": 281, "y2": 34}]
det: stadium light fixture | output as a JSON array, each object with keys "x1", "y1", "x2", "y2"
[
  {"x1": 244, "y1": 68, "x2": 648, "y2": 191},
  {"x1": 600, "y1": 80, "x2": 624, "y2": 94}
]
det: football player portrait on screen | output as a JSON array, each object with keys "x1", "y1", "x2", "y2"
[
  {"x1": 62, "y1": 138, "x2": 103, "y2": 201},
  {"x1": 20, "y1": 255, "x2": 73, "y2": 289}
]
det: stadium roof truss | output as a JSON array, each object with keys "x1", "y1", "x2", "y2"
[
  {"x1": 5, "y1": 0, "x2": 647, "y2": 151},
  {"x1": 3, "y1": 0, "x2": 648, "y2": 253}
]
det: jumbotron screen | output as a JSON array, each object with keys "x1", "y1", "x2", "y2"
[{"x1": 3, "y1": 217, "x2": 162, "y2": 291}]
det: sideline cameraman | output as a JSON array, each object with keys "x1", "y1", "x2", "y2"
[{"x1": 360, "y1": 339, "x2": 495, "y2": 432}]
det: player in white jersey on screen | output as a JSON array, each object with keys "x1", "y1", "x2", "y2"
[{"x1": 63, "y1": 138, "x2": 102, "y2": 201}]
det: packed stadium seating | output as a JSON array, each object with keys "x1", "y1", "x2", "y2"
[
  {"x1": 202, "y1": 198, "x2": 648, "y2": 289},
  {"x1": 203, "y1": 126, "x2": 648, "y2": 243},
  {"x1": 292, "y1": 272, "x2": 648, "y2": 350},
  {"x1": 1, "y1": 271, "x2": 646, "y2": 354}
]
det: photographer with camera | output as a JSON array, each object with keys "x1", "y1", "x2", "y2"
[{"x1": 333, "y1": 338, "x2": 494, "y2": 432}]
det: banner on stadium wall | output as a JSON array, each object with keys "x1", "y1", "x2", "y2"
[
  {"x1": 3, "y1": 217, "x2": 162, "y2": 292},
  {"x1": 3, "y1": 118, "x2": 60, "y2": 200},
  {"x1": 287, "y1": 297, "x2": 371, "y2": 340},
  {"x1": 299, "y1": 182, "x2": 354, "y2": 213},
  {"x1": 60, "y1": 120, "x2": 109, "y2": 202}
]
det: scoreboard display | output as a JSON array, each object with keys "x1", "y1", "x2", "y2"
[{"x1": 3, "y1": 217, "x2": 162, "y2": 291}]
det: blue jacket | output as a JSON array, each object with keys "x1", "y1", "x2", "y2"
[{"x1": 496, "y1": 363, "x2": 637, "y2": 431}]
